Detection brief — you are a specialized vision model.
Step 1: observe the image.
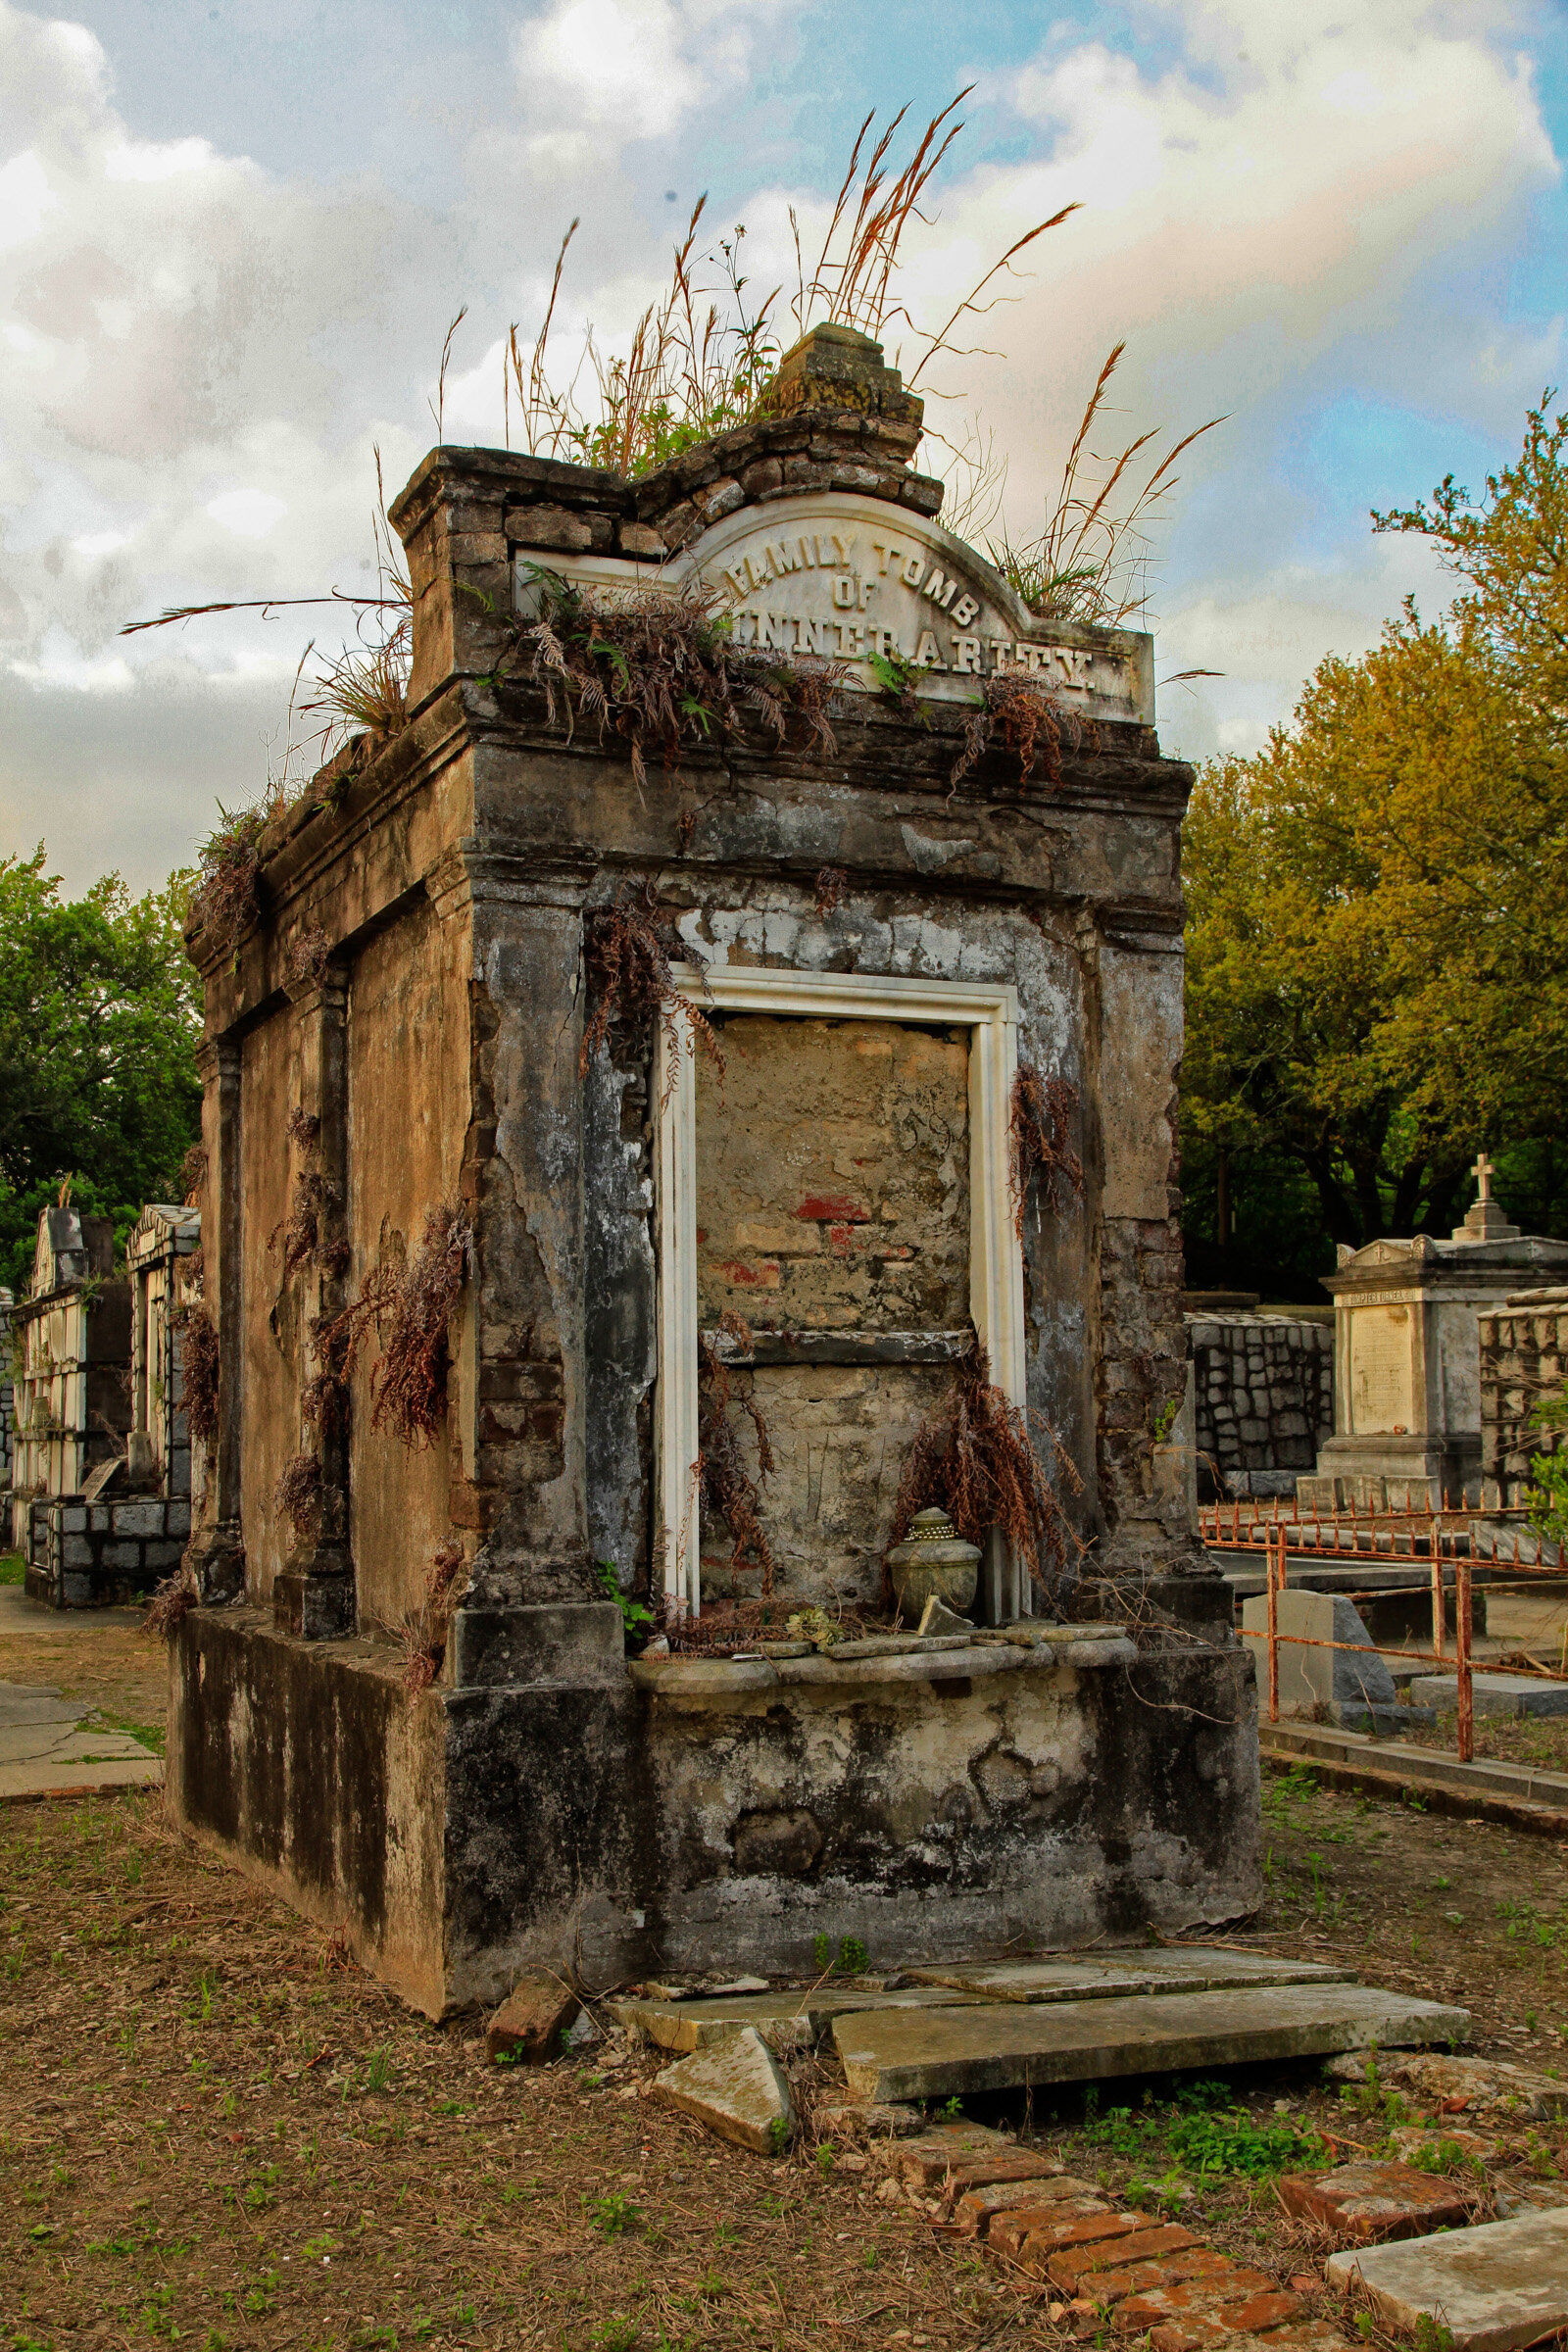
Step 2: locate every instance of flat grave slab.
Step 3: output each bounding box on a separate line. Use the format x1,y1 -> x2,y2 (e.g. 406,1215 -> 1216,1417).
832,1981 -> 1470,2104
905,1945 -> 1351,2004
605,1984 -> 986,2053
1409,1671 -> 1568,1720
1326,2206 -> 1568,2352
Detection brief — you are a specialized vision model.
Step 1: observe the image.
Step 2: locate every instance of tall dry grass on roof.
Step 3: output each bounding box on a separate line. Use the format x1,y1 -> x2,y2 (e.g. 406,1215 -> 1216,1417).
989,343 -> 1225,629
507,91 -> 1077,486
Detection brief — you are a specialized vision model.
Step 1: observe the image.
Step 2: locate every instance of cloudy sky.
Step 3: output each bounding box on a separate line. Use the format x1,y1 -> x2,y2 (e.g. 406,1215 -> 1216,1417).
3,0 -> 1564,893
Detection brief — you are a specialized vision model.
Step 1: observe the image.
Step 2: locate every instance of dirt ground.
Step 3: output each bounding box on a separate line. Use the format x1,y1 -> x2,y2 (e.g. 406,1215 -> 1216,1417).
6,1735 -> 1568,2352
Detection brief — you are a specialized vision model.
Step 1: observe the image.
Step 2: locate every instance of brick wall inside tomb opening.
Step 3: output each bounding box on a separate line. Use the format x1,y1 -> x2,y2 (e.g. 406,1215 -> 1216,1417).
694,1014 -> 971,1610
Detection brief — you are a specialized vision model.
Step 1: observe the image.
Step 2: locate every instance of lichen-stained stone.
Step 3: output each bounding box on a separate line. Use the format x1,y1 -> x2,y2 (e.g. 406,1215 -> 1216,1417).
1326,2049 -> 1568,2121
1276,2160 -> 1474,2242
655,2026 -> 794,2154
832,1984 -> 1470,2105
1326,2208 -> 1568,2352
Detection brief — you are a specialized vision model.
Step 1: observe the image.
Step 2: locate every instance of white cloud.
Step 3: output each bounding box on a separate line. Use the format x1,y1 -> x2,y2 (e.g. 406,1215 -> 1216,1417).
0,0 -> 1560,891
205,489 -> 288,538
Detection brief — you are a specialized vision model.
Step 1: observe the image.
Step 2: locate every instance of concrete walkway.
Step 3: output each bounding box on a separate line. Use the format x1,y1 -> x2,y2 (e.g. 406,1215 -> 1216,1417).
0,1678 -> 162,1802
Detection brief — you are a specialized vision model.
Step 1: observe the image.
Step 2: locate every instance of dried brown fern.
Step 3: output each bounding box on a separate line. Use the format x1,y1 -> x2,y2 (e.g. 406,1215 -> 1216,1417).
274,1449 -> 322,1539
697,1309 -> 776,1596
813,866 -> 847,919
285,927 -> 332,992
179,1143 -> 208,1200
401,1542 -> 468,1693
950,675 -> 1097,795
1008,1062 -> 1084,1236
143,1564 -> 199,1639
285,1106 -> 321,1152
269,1171 -> 343,1283
174,1303 -> 220,1445
890,1341 -> 1083,1597
581,886 -> 725,1099
190,805 -> 269,957
516,568 -> 846,793
368,1204 -> 472,1450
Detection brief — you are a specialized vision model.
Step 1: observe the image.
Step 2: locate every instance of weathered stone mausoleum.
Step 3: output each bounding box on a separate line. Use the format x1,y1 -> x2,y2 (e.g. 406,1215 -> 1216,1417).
168,325 -> 1260,2016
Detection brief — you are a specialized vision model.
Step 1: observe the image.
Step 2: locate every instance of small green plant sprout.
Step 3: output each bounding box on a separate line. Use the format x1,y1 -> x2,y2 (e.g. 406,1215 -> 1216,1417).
941,2095 -> 964,2121
1412,2319 -> 1455,2352
867,647 -> 925,717
362,2045 -> 393,2094
597,1561 -> 657,1640
586,2191 -> 643,2240
1152,1396 -> 1180,1443
811,1932 -> 870,1979
766,2115 -> 790,2155
816,2142 -> 835,2177
591,2320 -> 640,2352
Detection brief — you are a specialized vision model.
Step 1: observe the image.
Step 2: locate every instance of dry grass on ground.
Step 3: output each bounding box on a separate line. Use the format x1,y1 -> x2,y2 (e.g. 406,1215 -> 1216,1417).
6,1762 -> 1568,2350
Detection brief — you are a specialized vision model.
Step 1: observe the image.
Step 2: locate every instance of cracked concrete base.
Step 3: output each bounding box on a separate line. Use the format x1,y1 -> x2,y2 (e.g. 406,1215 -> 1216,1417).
0,1680 -> 162,1801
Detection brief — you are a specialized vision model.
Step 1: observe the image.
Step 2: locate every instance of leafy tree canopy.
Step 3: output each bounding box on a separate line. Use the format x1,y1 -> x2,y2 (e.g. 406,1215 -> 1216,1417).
0,850 -> 202,1297
1183,396 -> 1568,1279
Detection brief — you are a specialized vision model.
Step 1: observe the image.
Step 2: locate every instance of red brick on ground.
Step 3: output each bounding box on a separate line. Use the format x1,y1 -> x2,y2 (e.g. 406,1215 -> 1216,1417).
1046,2224 -> 1199,2291
1276,2161 -> 1472,2242
952,2175 -> 1099,2235
936,2150 -> 1064,2199
484,1973 -> 580,2064
1091,2247 -> 1236,2307
1016,2211 -> 1142,2268
897,2124 -> 1015,2189
989,2198 -> 1111,2260
1116,2266 -> 1280,2337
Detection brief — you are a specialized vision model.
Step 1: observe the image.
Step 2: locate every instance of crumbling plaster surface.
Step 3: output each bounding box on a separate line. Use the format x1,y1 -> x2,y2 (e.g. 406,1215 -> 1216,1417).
700,1362 -> 951,1607
438,1640 -> 1260,2010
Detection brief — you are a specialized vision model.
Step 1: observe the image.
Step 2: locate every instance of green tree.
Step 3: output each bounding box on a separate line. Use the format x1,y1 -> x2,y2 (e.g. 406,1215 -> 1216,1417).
0,851 -> 202,1296
1182,394 -> 1568,1280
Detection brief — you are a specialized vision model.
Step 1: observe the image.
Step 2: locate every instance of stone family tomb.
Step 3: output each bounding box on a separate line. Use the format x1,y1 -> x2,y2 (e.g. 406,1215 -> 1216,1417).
1300,1162 -> 1568,1512
167,326 -> 1259,2015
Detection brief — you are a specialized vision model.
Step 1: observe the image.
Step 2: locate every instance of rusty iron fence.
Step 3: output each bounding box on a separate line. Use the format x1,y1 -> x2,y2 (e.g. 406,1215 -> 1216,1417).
1203,1504 -> 1568,1771
1198,1494 -> 1555,1570
1251,1524 -> 1480,1760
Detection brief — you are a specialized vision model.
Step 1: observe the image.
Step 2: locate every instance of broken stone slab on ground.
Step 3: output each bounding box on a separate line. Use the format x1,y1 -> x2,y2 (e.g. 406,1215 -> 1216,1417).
905,1944 -> 1353,2003
605,1983 -> 985,2053
485,1973 -> 581,2064
1277,2160 -> 1476,2241
833,1982 -> 1470,2104
655,2026 -> 793,2155
1326,2049 -> 1568,2121
1326,2207 -> 1568,2352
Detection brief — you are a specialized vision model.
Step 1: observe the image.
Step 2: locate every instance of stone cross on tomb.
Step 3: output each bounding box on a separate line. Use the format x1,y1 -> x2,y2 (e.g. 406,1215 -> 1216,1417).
1453,1149 -> 1520,1244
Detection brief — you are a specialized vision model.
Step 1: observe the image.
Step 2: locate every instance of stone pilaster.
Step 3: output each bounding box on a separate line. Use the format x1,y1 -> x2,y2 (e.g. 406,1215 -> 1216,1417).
183,1037 -> 245,1601
272,966 -> 355,1639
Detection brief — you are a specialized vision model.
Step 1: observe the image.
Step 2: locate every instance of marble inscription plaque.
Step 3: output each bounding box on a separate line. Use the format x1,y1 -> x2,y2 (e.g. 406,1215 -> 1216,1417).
1349,1305 -> 1414,1434
514,491 -> 1152,721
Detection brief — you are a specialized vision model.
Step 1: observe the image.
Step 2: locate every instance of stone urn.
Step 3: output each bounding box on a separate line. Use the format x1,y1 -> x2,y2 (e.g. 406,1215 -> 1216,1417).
885,1507 -> 981,1623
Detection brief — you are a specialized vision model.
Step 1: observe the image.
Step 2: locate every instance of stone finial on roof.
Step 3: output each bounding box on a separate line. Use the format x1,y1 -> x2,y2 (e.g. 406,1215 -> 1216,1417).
761,321 -> 923,430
